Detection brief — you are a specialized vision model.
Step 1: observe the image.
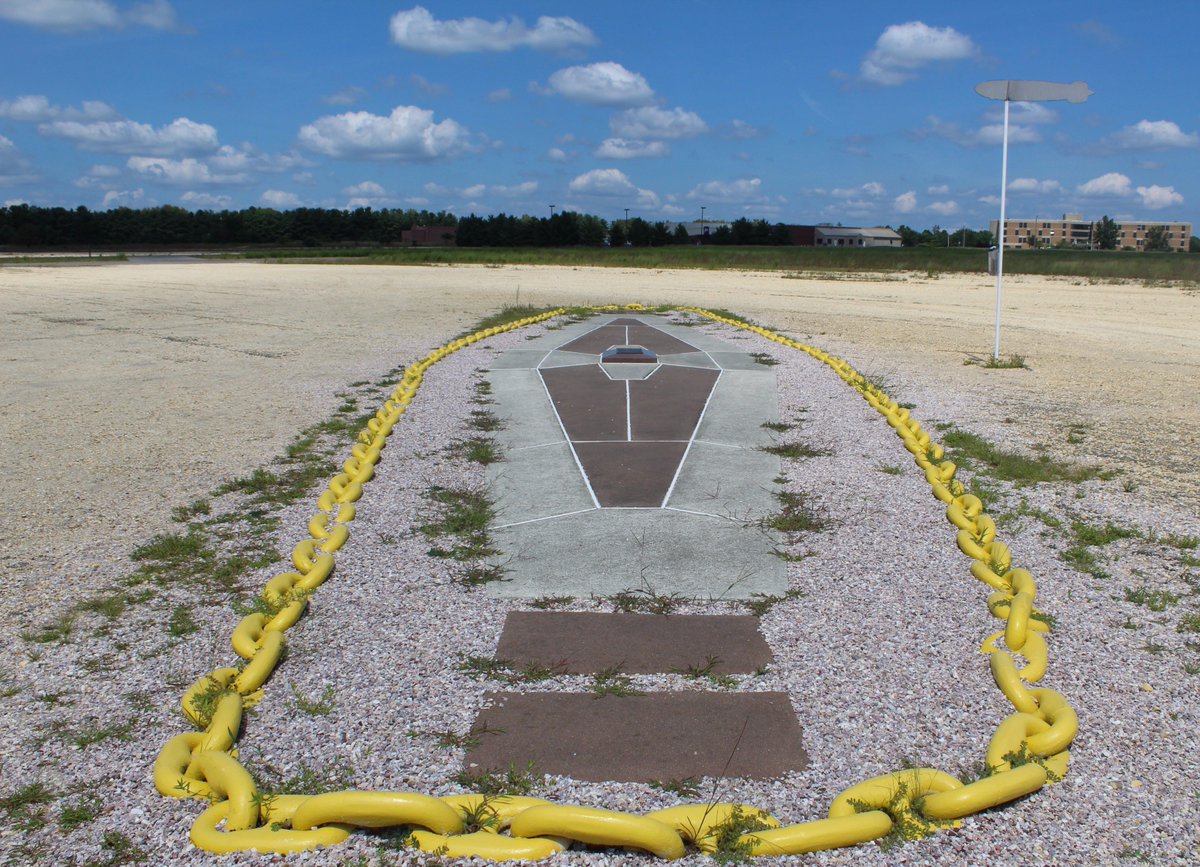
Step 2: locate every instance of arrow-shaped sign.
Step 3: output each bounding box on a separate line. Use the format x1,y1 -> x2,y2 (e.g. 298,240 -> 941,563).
975,80 -> 1093,103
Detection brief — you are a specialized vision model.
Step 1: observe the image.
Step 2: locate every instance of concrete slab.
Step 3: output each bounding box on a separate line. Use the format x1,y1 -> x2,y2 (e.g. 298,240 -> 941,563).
489,443 -> 595,525
485,313 -> 785,600
489,509 -> 781,600
465,692 -> 807,782
693,369 -> 778,448
706,351 -> 774,371
487,369 -> 563,451
495,612 -> 773,674
667,442 -> 779,521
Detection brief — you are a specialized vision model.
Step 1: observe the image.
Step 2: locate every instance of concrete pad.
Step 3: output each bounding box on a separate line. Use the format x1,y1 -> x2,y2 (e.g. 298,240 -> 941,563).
465,692 -> 807,782
495,612 -> 772,674
667,442 -> 779,521
706,351 -> 774,371
693,370 -> 778,448
489,509 -> 783,600
489,443 -> 595,525
487,369 -> 563,451
485,313 -> 784,600
663,351 -> 719,370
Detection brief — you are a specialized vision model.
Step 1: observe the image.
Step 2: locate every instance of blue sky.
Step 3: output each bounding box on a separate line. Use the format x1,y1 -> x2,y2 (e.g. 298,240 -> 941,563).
1,1 -> 1197,231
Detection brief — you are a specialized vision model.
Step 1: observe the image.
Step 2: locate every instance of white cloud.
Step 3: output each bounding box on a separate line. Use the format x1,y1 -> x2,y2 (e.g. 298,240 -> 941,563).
927,200 -> 959,215
491,181 -> 538,197
568,168 -> 659,208
487,88 -> 512,103
1136,184 -> 1183,209
261,189 -> 302,208
985,101 -> 1059,126
206,144 -> 309,174
831,181 -> 886,199
860,21 -> 978,85
0,95 -> 117,122
920,115 -> 1040,147
1106,119 -> 1199,150
724,119 -> 767,140
685,178 -> 772,205
126,156 -> 247,185
343,180 -> 386,197
569,168 -> 638,196
894,191 -> 917,213
0,134 -> 36,182
297,105 -> 472,160
410,74 -> 449,97
180,190 -> 232,209
126,0 -> 178,30
1008,177 -> 1061,193
322,86 -> 367,106
1077,172 -> 1132,197
610,106 -> 706,140
546,147 -> 570,162
546,62 -> 654,107
390,6 -> 595,54
101,187 -> 144,208
39,116 -> 218,155
0,0 -> 180,31
927,184 -> 949,195
594,138 -> 669,159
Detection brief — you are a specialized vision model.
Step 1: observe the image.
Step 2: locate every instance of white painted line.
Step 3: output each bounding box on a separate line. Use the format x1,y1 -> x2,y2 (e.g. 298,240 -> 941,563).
493,507 -> 598,530
661,368 -> 724,508
536,367 -> 601,509
508,441 -> 572,453
692,438 -> 745,450
663,505 -> 740,521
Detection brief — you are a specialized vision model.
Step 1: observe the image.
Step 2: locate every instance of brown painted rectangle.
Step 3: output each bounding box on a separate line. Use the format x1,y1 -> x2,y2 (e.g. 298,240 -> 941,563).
540,366 -> 626,441
558,324 -> 633,355
627,323 -> 704,356
465,692 -> 807,782
573,441 -> 687,506
495,612 -> 773,674
559,320 -> 700,356
631,366 -> 719,441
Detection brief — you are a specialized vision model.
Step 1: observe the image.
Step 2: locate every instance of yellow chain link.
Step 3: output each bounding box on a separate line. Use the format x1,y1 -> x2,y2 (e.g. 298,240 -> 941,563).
151,303 -> 1077,859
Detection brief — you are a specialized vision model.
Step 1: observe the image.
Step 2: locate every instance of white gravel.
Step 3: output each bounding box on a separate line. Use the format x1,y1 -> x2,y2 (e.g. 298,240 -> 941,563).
1,310 -> 1197,867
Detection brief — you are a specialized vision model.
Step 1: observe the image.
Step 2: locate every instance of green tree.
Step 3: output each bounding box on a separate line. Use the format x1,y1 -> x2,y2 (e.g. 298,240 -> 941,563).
1190,235 -> 1199,252
1093,215 -> 1119,250
1144,225 -> 1171,251
607,220 -> 626,247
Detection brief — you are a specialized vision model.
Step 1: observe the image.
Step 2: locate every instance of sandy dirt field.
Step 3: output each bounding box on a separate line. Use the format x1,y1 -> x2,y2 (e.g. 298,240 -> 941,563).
2,260 -> 1196,606
1,259 -> 1199,865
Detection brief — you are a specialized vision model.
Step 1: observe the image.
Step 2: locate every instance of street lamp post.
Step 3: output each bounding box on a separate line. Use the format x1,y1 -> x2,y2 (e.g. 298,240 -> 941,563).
549,204 -> 556,218
700,206 -> 707,242
976,80 -> 1092,360
624,208 -> 630,224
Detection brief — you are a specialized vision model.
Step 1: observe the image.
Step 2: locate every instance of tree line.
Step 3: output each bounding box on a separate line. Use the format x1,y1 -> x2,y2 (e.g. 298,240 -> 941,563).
1,202 -> 1005,249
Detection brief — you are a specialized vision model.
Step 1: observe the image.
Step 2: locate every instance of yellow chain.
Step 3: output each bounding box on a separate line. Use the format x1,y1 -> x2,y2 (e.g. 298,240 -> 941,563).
151,303 -> 1076,858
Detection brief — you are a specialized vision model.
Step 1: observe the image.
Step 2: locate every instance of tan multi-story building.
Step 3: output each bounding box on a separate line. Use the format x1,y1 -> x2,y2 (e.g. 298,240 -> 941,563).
989,213 -> 1192,252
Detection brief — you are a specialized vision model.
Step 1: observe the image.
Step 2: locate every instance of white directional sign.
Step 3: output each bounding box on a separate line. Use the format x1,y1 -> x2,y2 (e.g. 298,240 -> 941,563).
975,80 -> 1093,103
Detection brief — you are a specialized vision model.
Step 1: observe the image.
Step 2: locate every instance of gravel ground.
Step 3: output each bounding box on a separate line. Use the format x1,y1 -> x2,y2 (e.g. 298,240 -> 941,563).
1,306 -> 1198,866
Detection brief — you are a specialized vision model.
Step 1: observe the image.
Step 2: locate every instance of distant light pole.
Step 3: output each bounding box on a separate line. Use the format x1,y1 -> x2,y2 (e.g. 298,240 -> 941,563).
549,204 -> 556,218
976,79 -> 1092,359
700,206 -> 707,239
624,208 -> 630,224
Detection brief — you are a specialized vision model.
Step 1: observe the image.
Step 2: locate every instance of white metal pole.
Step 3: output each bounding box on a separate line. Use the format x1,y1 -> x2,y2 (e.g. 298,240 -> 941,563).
993,97 -> 1010,360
